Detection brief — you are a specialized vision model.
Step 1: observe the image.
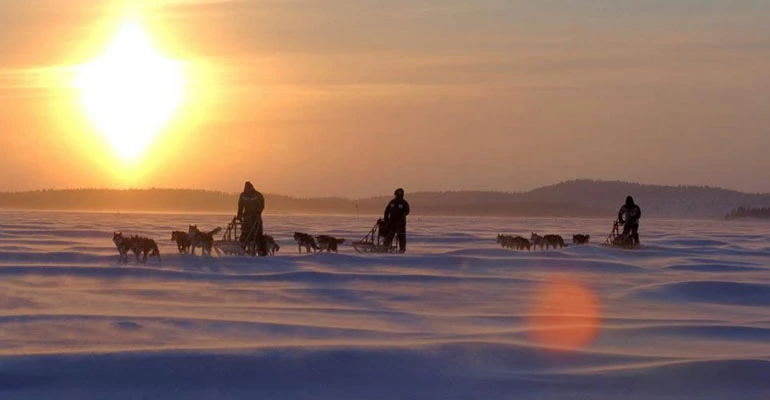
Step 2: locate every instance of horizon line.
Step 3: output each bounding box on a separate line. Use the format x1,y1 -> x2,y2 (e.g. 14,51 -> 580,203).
1,179 -> 768,199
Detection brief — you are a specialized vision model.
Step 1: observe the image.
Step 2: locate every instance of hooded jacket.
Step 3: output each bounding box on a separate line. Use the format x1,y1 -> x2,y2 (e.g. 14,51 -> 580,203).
384,190 -> 410,224
237,182 -> 265,220
618,196 -> 641,224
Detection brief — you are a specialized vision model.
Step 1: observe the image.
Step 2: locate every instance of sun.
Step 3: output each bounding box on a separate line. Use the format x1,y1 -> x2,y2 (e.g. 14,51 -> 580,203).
75,19 -> 186,162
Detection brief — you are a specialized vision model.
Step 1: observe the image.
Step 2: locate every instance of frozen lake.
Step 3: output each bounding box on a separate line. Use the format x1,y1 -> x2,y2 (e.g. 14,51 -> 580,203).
0,211 -> 768,399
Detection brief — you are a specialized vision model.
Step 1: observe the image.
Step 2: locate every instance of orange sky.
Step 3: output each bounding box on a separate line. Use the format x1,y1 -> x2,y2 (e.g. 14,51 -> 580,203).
1,0 -> 769,197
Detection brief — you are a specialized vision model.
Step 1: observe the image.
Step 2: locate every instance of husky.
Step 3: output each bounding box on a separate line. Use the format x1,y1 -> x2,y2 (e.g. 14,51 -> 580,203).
497,234 -> 531,251
294,232 -> 319,253
530,233 -> 545,250
264,234 -> 280,256
497,234 -> 514,249
496,234 -> 508,247
572,234 -> 590,245
171,230 -> 191,253
187,225 -> 223,256
512,236 -> 531,251
543,234 -> 567,249
316,235 -> 346,253
112,232 -> 135,264
112,232 -> 160,264
131,236 -> 161,263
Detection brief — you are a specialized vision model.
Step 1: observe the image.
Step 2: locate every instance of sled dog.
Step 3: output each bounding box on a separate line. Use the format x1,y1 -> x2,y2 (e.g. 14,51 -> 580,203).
294,232 -> 319,253
187,225 -> 223,256
171,230 -> 191,253
572,234 -> 590,245
316,235 -> 346,253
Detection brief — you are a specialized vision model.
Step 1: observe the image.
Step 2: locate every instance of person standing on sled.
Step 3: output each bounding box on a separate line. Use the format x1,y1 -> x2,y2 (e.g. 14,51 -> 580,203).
383,188 -> 410,253
618,195 -> 641,246
237,181 -> 266,255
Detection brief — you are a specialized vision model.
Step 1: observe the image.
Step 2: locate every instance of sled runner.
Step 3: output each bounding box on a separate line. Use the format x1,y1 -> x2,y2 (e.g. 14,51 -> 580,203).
352,218 -> 398,253
214,217 -> 266,256
603,220 -> 637,249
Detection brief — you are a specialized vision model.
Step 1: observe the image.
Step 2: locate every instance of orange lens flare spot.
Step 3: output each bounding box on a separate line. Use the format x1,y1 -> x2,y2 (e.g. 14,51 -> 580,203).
528,276 -> 601,351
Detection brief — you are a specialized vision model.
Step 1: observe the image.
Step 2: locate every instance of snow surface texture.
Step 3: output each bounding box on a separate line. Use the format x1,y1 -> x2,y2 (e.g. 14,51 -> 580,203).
0,211 -> 768,399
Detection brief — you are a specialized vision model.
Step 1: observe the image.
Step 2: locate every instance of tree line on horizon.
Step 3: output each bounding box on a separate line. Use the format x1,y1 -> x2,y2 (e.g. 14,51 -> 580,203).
2,180 -> 769,218
725,206 -> 770,220
0,188 -> 601,217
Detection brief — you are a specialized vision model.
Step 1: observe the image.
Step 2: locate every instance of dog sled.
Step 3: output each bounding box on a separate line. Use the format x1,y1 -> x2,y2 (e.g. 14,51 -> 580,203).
603,220 -> 637,249
352,218 -> 398,253
214,217 -> 265,256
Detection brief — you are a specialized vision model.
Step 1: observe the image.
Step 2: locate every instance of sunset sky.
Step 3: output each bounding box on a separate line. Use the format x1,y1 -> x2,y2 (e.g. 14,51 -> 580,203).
1,0 -> 768,197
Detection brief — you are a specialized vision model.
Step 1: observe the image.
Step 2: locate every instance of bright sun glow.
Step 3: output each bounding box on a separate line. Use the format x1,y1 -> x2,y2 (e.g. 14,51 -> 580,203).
76,19 -> 186,162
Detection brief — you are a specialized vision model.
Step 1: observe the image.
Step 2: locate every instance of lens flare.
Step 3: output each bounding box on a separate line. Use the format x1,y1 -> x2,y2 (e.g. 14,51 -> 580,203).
528,276 -> 601,351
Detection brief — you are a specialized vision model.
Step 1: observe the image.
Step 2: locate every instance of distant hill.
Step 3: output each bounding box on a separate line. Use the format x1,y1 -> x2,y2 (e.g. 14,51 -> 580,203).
1,180 -> 769,218
520,180 -> 770,218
